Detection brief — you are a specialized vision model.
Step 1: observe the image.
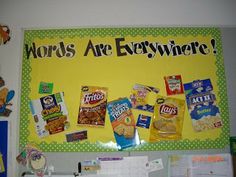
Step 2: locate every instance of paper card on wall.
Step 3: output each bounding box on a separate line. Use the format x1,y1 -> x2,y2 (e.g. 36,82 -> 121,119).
82,175 -> 118,177
146,158 -> 164,172
168,153 -> 233,177
38,82 -> 53,94
97,156 -> 148,177
23,174 -> 117,177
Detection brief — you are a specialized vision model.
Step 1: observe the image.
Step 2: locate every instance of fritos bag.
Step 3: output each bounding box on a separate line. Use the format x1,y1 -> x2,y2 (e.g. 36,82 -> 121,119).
78,86 -> 108,127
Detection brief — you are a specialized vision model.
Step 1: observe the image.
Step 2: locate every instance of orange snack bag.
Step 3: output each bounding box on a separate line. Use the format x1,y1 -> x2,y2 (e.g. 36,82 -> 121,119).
78,86 -> 108,127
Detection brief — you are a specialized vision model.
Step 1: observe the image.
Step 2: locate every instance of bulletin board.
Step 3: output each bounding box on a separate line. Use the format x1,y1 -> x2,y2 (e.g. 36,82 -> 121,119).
19,27 -> 230,152
0,121 -> 8,177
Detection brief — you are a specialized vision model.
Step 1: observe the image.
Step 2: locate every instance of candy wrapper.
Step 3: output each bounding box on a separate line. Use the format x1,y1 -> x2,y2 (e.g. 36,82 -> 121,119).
136,114 -> 151,129
130,84 -> 159,112
65,130 -> 88,142
149,95 -> 185,141
78,86 -> 108,127
164,75 -> 184,95
107,98 -> 140,150
184,79 -> 223,132
38,82 -> 53,94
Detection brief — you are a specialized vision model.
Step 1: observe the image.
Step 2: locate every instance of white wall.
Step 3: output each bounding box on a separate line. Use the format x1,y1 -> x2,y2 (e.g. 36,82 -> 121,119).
1,0 -> 236,176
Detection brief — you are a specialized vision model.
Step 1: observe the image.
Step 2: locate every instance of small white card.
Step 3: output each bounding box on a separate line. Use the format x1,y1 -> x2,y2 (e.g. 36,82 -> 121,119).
146,158 -> 164,172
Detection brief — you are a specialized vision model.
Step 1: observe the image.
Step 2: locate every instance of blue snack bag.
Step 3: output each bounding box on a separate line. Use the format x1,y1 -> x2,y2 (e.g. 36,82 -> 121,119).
107,98 -> 140,150
184,79 -> 223,132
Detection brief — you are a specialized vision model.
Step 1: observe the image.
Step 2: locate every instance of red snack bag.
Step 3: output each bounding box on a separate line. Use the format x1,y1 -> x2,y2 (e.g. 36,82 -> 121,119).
164,75 -> 184,95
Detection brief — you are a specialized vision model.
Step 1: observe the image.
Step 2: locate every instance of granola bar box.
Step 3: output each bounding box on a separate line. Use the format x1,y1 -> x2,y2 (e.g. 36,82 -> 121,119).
29,92 -> 70,138
107,97 -> 140,150
184,79 -> 223,132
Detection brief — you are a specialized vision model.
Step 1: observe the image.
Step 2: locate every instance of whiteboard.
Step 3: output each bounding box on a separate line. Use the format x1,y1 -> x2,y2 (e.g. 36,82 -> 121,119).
22,173 -> 117,177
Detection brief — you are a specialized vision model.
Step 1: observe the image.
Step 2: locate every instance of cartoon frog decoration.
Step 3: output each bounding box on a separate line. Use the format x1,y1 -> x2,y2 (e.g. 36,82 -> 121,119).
0,77 -> 15,117
28,150 -> 47,177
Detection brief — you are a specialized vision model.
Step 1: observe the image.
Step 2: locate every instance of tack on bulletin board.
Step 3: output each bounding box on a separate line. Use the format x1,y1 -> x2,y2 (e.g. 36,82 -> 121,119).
19,27 -> 230,152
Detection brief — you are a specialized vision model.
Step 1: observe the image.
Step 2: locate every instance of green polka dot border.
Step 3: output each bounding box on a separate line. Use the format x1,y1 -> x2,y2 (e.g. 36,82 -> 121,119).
19,27 -> 230,152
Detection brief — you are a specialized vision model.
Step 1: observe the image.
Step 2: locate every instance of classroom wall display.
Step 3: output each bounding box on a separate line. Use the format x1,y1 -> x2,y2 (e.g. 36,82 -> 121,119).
19,27 -> 230,152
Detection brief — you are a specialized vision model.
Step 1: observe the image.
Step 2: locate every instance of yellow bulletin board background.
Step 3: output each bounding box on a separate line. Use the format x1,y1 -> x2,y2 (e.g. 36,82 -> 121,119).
19,27 -> 230,152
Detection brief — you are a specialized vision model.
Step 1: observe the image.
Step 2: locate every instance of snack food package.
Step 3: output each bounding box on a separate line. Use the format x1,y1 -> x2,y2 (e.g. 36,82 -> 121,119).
164,75 -> 184,95
78,86 -> 108,127
136,114 -> 151,129
184,79 -> 223,132
130,84 -> 159,112
149,95 -> 185,142
29,92 -> 70,138
38,82 -> 53,94
65,130 -> 88,142
107,97 -> 140,150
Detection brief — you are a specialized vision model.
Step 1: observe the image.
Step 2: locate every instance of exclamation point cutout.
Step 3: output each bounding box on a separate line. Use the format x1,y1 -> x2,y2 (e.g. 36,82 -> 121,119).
211,39 -> 216,54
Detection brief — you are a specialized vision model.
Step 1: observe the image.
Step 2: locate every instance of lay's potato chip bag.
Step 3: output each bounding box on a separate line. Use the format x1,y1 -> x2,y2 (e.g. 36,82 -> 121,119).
149,95 -> 185,141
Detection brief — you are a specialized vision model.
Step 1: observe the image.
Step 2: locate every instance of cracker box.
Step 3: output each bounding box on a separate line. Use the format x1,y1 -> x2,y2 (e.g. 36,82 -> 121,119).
107,98 -> 140,150
29,92 -> 70,138
184,79 -> 223,132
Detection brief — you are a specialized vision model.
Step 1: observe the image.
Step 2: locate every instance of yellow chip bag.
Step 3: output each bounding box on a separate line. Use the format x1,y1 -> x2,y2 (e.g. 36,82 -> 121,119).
149,95 -> 185,141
